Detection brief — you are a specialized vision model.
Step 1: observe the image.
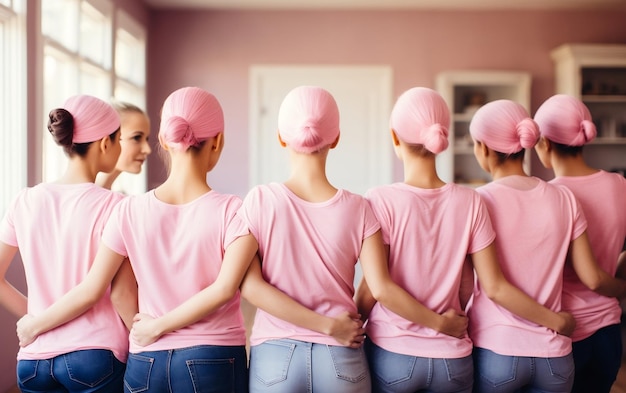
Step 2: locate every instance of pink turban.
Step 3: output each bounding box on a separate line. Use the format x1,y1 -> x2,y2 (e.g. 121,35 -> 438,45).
390,87 -> 450,154
534,94 -> 597,146
159,87 -> 224,151
63,95 -> 120,144
469,100 -> 539,154
278,86 -> 340,154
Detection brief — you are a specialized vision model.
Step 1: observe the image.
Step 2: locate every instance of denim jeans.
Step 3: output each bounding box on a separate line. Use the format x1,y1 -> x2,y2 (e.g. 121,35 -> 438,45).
472,347 -> 574,393
366,340 -> 473,393
571,323 -> 622,393
249,338 -> 371,393
17,349 -> 125,393
123,345 -> 248,393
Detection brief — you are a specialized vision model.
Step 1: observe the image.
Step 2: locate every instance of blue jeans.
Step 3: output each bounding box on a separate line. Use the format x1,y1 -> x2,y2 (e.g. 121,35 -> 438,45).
17,349 -> 125,393
249,338 -> 371,393
571,323 -> 622,393
472,347 -> 574,393
123,345 -> 247,393
366,340 -> 473,393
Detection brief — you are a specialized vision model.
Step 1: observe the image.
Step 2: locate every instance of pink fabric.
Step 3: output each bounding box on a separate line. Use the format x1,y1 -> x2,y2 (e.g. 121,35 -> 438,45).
551,171 -> 626,341
102,190 -> 249,353
469,100 -> 539,154
365,183 -> 495,358
389,87 -> 450,154
0,183 -> 128,362
159,87 -> 224,151
62,95 -> 120,144
468,178 -> 587,357
277,86 -> 340,153
534,94 -> 597,146
238,183 -> 380,346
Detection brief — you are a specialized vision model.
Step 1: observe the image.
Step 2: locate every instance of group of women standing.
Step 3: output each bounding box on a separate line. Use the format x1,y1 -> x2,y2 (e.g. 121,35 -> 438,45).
0,82 -> 624,393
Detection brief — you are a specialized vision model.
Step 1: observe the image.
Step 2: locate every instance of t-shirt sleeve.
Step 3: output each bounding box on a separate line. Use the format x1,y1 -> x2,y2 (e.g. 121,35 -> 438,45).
223,196 -> 250,250
237,187 -> 261,240
566,188 -> 588,241
101,200 -> 128,257
468,193 -> 496,254
362,197 -> 382,240
0,189 -> 26,247
364,188 -> 390,245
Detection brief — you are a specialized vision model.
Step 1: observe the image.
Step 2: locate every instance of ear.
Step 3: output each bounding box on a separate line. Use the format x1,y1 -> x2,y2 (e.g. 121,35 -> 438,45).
158,134 -> 170,151
277,131 -> 287,148
213,132 -> 224,151
481,141 -> 489,157
390,129 -> 401,146
542,136 -> 553,152
330,135 -> 340,149
98,135 -> 111,153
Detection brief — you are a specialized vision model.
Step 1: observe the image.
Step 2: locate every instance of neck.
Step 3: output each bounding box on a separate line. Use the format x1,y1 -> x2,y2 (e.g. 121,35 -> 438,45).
490,159 -> 528,181
402,152 -> 445,189
58,156 -> 99,184
550,154 -> 597,177
156,152 -> 211,204
96,169 -> 122,190
284,149 -> 337,202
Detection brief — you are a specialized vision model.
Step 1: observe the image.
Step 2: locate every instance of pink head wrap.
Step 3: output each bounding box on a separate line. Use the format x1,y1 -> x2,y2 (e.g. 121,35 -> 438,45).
159,87 -> 224,151
63,95 -> 120,144
534,94 -> 597,146
469,99 -> 539,154
278,86 -> 340,153
390,87 -> 450,154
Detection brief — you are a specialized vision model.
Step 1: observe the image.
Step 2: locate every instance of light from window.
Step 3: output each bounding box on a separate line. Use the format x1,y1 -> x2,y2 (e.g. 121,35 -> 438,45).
41,0 -> 79,52
0,0 -> 26,214
79,0 -> 111,68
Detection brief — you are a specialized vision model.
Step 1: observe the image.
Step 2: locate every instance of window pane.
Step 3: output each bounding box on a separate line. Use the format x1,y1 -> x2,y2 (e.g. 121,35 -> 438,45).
80,62 -> 111,98
79,1 -> 111,68
1,0 -> 26,213
42,0 -> 79,51
115,27 -> 145,86
42,48 -> 79,182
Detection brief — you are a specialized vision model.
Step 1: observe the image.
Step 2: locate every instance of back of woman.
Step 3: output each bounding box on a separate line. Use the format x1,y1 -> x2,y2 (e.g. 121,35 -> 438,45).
104,188 -> 247,353
470,177 -> 583,355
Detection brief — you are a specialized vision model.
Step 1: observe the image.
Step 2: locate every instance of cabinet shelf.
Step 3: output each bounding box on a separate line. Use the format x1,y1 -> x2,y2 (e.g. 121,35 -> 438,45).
551,43 -> 626,172
436,70 -> 532,185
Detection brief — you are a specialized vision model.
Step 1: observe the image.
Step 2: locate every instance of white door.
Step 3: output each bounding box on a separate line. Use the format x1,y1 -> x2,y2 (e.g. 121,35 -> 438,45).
249,65 -> 394,195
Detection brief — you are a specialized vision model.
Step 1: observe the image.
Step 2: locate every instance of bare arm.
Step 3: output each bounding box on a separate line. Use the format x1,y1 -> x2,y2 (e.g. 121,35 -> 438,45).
616,251 -> 626,281
570,231 -> 626,299
110,258 -> 138,331
471,243 -> 574,336
0,242 -> 27,317
359,230 -> 468,339
240,254 -> 364,347
16,243 -> 126,346
459,255 -> 474,311
355,276 -> 376,323
130,234 -> 258,346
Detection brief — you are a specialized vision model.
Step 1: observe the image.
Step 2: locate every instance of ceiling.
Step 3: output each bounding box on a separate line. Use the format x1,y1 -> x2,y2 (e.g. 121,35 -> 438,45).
144,0 -> 626,11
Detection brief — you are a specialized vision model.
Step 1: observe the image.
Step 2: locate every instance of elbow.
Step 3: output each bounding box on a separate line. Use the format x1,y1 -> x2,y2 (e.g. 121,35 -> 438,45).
482,282 -> 505,304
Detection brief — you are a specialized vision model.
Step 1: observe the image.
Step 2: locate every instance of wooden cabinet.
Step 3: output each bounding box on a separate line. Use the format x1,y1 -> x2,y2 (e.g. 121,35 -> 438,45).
435,70 -> 531,185
551,44 -> 626,172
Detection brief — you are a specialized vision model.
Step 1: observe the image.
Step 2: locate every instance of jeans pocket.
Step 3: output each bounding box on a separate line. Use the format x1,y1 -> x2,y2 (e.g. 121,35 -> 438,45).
16,360 -> 39,386
250,340 -> 295,386
473,348 -> 517,387
327,345 -> 368,383
124,353 -> 154,393
64,349 -> 114,387
545,354 -> 575,382
367,343 -> 415,385
187,358 -> 234,393
443,356 -> 473,386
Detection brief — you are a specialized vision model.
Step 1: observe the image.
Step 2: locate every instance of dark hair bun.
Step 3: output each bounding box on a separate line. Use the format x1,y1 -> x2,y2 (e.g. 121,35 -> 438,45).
48,108 -> 74,147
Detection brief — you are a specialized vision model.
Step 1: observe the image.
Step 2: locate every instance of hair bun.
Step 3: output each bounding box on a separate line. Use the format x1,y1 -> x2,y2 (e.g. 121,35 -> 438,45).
516,118 -> 540,149
47,108 -> 74,148
163,115 -> 198,150
580,119 -> 597,143
422,123 -> 449,154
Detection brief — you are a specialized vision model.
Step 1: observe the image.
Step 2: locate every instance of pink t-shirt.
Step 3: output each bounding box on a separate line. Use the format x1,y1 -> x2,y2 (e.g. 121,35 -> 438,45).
551,171 -> 626,342
0,183 -> 128,362
238,183 -> 380,346
102,190 -> 249,353
364,183 -> 495,358
469,177 -> 586,357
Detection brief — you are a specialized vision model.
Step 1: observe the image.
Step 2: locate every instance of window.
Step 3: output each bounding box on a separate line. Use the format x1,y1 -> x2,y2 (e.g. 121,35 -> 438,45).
0,0 -> 26,214
41,0 -> 146,194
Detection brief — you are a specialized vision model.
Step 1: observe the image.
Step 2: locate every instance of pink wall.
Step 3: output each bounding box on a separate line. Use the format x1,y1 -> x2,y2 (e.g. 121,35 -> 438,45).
147,9 -> 626,193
